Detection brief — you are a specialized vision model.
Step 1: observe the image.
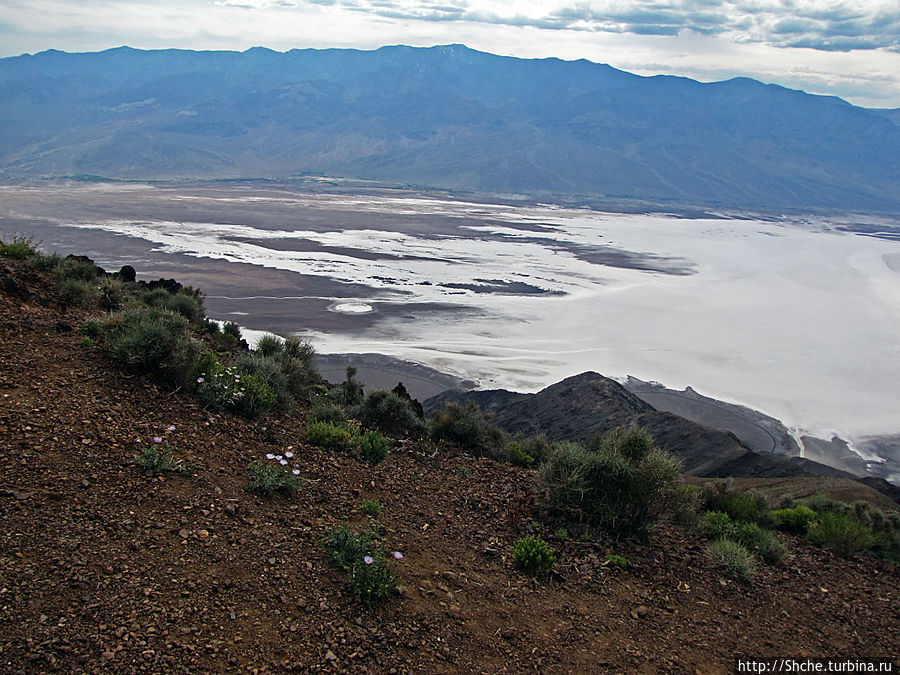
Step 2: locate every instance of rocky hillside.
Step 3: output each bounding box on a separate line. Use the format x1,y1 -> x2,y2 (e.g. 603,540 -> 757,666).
426,374 -> 853,480
1,252 -> 897,673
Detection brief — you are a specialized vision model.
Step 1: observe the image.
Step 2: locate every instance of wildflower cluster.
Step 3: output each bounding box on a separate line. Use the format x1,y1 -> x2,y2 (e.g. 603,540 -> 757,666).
325,525 -> 403,607
196,363 -> 276,418
134,425 -> 194,476
264,446 -> 302,477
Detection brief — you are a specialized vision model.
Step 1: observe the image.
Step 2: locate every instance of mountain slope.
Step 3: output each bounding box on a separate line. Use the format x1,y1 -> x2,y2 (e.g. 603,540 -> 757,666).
425,373 -> 851,479
1,44 -> 899,212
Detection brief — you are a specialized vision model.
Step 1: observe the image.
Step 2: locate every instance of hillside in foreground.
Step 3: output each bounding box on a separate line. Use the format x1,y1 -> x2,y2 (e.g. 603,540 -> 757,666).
0,248 -> 898,673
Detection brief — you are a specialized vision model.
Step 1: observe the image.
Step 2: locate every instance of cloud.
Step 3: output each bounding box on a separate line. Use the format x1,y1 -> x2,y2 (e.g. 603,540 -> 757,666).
266,0 -> 900,52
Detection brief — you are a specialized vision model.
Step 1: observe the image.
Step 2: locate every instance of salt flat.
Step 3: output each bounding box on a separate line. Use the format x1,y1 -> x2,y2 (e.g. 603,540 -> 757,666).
2,182 -> 898,462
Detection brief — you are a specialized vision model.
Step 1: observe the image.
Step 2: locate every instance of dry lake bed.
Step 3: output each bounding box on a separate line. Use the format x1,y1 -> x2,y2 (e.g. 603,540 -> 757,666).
2,180 -> 898,482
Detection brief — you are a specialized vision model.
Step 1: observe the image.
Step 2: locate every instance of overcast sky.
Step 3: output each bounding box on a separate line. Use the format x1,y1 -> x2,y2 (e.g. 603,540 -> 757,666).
1,0 -> 899,108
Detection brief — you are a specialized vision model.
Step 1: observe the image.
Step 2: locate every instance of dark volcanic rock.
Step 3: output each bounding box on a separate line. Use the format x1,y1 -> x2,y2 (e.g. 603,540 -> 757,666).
426,372 -> 851,479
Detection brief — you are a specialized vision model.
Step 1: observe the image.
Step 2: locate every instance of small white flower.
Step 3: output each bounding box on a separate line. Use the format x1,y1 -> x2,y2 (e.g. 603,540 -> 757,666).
292,469 -> 300,475
284,451 -> 293,459
279,459 -> 288,466
266,453 -> 275,460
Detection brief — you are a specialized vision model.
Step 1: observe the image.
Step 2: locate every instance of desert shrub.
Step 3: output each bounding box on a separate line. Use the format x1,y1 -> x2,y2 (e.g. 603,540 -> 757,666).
56,256 -> 100,282
246,460 -> 300,497
360,430 -> 390,464
335,366 -> 365,407
98,276 -> 124,310
232,372 -> 277,418
29,250 -> 63,271
99,307 -> 200,387
352,389 -> 426,437
538,427 -> 682,538
507,441 -> 535,467
806,512 -> 874,558
800,493 -> 845,514
307,420 -> 358,452
223,321 -> 241,339
134,442 -> 194,476
733,522 -> 786,564
140,287 -> 205,323
707,539 -> 756,581
511,536 -> 557,574
606,554 -> 629,568
703,485 -> 773,527
236,337 -> 319,409
349,550 -> 396,608
0,235 -> 36,259
429,401 -> 505,456
773,505 -> 817,533
672,483 -> 702,528
78,318 -> 104,339
326,526 -> 376,570
361,499 -> 382,517
236,352 -> 296,410
255,333 -> 284,357
703,511 -> 735,540
307,398 -> 348,426
57,277 -> 96,306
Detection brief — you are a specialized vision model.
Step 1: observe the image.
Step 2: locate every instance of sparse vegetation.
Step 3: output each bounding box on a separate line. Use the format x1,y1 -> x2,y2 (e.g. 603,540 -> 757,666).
57,278 -> 96,306
773,505 -> 817,533
702,484 -> 773,527
0,235 -> 36,259
429,401 -> 505,456
707,539 -> 756,581
359,430 -> 390,464
307,420 -> 359,452
361,499 -> 382,517
512,535 -> 557,574
134,437 -> 193,477
246,460 -> 300,497
732,522 -> 786,564
805,511 -> 874,558
325,525 -> 398,607
538,427 -> 682,538
352,389 -> 425,437
606,554 -> 629,568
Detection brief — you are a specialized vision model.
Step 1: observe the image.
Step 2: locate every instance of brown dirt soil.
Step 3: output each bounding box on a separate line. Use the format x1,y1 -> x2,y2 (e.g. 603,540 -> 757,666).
0,259 -> 898,674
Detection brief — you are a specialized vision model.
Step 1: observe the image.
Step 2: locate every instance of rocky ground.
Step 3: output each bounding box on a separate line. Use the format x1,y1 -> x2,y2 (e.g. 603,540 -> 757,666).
0,259 -> 898,673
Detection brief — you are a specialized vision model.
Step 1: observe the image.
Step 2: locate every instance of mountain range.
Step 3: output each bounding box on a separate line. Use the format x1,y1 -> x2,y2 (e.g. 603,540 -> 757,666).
1,44 -> 899,212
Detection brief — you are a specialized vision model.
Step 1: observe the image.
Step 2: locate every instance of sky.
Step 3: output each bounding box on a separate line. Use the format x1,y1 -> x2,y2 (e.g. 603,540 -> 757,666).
1,0 -> 899,108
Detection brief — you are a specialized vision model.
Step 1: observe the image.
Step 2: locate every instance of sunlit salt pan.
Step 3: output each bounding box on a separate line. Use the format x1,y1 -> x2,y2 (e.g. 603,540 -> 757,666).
331,302 -> 374,314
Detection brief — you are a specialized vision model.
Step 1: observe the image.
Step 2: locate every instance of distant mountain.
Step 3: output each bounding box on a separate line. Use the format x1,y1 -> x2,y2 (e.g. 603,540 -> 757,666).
1,44 -> 899,212
425,372 -> 851,479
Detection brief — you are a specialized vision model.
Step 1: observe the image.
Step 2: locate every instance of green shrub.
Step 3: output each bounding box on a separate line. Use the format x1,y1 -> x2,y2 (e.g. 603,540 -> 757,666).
360,430 -> 390,464
29,250 -> 62,272
806,512 -> 874,558
538,427 -> 682,538
429,401 -> 505,456
361,499 -> 382,517
335,365 -> 365,407
0,235 -> 36,259
554,527 -> 569,541
223,321 -> 241,339
236,337 -> 319,409
352,389 -> 425,437
255,333 -> 284,357
307,420 -> 358,452
707,539 -> 756,581
140,287 -> 205,322
672,483 -> 702,528
512,535 -> 557,574
101,307 -> 199,387
78,319 -> 104,339
57,278 -> 96,306
703,486 -> 772,526
134,442 -> 193,476
326,525 -> 376,570
349,550 -> 396,608
703,511 -> 735,540
232,372 -> 278,418
606,554 -> 629,568
307,398 -> 348,426
801,493 -> 845,514
246,460 -> 300,497
733,522 -> 786,564
773,505 -> 817,533
507,441 -> 535,467
56,257 -> 100,281
98,276 -> 124,310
